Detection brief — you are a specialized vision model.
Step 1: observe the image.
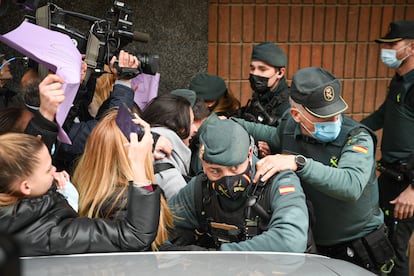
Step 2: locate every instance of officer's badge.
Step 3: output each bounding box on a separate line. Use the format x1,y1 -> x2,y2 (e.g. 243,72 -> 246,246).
323,86 -> 335,102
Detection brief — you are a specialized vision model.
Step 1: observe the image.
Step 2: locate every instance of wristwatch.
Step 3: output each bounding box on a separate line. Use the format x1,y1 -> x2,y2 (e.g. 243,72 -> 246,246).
295,155 -> 307,171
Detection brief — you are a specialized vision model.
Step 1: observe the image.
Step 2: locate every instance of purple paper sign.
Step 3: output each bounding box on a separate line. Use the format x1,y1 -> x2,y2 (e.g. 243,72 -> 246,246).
131,72 -> 160,110
0,21 -> 81,144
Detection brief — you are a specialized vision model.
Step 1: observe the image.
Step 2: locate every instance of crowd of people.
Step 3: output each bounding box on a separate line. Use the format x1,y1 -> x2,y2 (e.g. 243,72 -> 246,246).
1,19 -> 414,276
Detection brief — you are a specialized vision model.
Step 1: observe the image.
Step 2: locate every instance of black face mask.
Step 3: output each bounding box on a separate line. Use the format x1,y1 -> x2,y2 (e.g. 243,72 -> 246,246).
209,162 -> 252,200
249,74 -> 270,95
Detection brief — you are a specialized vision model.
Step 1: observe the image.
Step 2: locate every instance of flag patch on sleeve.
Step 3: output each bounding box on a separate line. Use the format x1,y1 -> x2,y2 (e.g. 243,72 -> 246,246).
352,145 -> 368,154
279,186 -> 295,195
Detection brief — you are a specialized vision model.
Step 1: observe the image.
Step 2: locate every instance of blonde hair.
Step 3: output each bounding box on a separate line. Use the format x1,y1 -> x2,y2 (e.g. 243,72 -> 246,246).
89,65 -> 116,117
0,133 -> 44,206
73,110 -> 173,250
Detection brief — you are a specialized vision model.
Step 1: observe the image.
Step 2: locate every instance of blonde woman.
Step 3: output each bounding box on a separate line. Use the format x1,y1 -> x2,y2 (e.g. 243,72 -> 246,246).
0,132 -> 160,256
73,110 -> 173,250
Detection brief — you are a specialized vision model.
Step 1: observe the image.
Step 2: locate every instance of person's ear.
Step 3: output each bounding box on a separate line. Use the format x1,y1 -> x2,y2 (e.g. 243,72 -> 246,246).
18,180 -> 31,196
276,67 -> 286,79
290,107 -> 301,123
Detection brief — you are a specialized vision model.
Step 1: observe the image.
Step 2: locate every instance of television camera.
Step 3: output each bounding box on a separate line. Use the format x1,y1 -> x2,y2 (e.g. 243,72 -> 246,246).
23,1 -> 159,80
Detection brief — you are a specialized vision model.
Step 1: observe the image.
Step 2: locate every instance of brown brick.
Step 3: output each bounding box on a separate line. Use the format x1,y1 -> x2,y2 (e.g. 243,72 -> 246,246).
324,6 -> 336,42
344,43 -> 357,78
346,6 -> 358,42
230,44 -> 242,80
353,80 -> 365,113
208,4 -> 218,42
311,44 -> 322,68
335,7 -> 347,42
381,6 -> 394,32
355,44 -> 368,78
217,44 -> 230,79
240,81 -> 253,106
266,6 -> 277,42
357,6 -> 370,42
332,44 -> 345,78
278,6 -> 290,42
366,44 -> 380,78
394,6 -> 406,19
363,79 -> 377,114
230,6 -> 242,42
243,6 -> 254,42
218,6 -> 230,42
228,81 -> 241,101
241,44 -> 252,79
369,6 -> 383,41
312,6 -> 324,42
299,45 -> 312,70
342,79 -> 354,112
301,6 -> 313,42
322,44 -> 334,72
288,45 -> 300,77
208,45 -> 218,74
289,6 -> 301,42
254,5 -> 267,42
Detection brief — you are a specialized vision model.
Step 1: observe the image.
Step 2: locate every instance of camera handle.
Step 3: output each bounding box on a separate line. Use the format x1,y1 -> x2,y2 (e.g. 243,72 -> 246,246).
114,61 -> 140,80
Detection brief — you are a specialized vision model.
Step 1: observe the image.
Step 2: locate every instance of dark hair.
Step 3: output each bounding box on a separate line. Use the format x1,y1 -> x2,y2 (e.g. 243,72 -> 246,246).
0,107 -> 32,134
193,97 -> 210,121
142,93 -> 191,140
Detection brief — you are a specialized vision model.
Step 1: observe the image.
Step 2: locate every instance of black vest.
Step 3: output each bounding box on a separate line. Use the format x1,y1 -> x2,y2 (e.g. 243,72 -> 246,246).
193,174 -> 271,245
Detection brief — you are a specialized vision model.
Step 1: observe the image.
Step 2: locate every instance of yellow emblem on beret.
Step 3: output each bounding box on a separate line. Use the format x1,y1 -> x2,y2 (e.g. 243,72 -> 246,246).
323,86 -> 334,101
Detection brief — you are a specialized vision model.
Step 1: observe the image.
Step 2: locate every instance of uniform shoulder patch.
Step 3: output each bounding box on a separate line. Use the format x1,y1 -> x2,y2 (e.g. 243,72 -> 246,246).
352,145 -> 368,154
279,185 -> 295,195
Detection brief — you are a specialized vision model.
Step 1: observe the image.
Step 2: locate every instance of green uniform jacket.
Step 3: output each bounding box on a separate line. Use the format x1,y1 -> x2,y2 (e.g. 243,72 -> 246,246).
233,114 -> 384,246
361,70 -> 414,163
169,163 -> 308,252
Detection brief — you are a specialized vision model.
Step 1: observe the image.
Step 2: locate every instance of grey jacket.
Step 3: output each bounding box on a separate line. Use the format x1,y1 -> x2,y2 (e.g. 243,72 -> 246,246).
151,127 -> 191,201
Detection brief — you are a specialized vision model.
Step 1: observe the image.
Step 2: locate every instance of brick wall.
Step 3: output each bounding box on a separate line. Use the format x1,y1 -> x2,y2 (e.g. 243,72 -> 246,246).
208,0 -> 414,157
208,0 -> 414,119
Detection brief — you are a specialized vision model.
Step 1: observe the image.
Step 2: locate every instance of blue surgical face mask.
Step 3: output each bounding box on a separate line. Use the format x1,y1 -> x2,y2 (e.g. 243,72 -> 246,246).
299,111 -> 342,142
381,44 -> 410,69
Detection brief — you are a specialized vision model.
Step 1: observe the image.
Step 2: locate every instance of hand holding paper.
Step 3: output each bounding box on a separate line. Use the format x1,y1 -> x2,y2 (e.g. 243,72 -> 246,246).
39,74 -> 65,122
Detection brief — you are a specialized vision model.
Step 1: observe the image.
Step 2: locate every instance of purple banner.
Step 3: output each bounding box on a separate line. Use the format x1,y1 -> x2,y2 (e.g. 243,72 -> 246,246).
0,21 -> 81,144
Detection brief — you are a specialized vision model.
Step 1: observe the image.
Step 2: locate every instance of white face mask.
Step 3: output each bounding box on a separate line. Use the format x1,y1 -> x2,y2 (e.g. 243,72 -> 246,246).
381,44 -> 410,69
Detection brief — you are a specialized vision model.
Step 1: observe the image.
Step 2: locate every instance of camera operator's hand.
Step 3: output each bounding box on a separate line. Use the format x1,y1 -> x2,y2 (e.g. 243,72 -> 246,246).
39,74 -> 65,122
110,50 -> 139,82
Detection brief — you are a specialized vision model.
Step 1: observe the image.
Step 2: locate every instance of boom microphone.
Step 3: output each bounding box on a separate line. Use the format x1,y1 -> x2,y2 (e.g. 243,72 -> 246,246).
133,31 -> 150,43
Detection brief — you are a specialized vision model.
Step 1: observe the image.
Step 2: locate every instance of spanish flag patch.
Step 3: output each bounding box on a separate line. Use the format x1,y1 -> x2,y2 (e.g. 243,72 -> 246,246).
352,145 -> 368,154
279,186 -> 295,195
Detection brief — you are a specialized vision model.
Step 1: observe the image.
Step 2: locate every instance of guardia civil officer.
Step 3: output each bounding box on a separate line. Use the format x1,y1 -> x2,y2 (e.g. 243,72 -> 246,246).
169,119 -> 308,252
236,42 -> 290,127
361,20 -> 414,276
232,67 -> 394,274
235,42 -> 290,158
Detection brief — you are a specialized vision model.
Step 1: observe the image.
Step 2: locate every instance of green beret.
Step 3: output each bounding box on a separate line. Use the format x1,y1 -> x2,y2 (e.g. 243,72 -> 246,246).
251,42 -> 287,67
290,67 -> 348,118
170,89 -> 196,107
199,119 -> 250,166
189,73 -> 227,102
375,20 -> 414,43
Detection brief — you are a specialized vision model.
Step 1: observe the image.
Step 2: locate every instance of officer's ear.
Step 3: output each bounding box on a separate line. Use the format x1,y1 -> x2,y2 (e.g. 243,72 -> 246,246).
276,67 -> 285,79
290,107 -> 301,123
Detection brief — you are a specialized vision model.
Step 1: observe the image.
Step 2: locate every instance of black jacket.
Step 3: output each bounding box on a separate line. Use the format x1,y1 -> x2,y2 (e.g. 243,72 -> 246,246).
0,184 -> 160,257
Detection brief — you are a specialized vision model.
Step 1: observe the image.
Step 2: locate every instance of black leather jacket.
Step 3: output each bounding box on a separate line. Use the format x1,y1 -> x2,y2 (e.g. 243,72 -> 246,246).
0,184 -> 160,257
